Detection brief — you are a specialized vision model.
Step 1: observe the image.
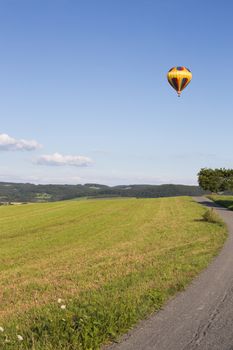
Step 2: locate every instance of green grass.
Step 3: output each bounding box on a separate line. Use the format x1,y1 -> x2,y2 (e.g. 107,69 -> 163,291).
0,197 -> 227,349
207,195 -> 233,210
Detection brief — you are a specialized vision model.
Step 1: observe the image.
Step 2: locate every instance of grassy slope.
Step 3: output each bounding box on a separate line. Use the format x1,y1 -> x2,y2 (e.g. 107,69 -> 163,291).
0,197 -> 227,349
208,195 -> 233,210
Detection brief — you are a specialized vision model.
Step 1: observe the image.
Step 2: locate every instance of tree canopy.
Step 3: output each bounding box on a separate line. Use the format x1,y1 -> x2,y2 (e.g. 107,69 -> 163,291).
198,168 -> 233,193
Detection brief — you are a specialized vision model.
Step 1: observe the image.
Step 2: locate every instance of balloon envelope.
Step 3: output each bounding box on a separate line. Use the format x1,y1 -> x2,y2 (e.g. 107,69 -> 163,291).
167,66 -> 192,96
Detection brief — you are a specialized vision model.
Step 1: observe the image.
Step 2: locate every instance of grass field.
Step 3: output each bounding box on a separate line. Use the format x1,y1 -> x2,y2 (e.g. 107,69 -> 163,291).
208,195 -> 233,210
0,197 -> 227,349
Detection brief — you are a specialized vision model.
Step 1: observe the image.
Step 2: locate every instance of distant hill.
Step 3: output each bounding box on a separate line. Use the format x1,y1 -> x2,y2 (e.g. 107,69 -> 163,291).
0,182 -> 209,203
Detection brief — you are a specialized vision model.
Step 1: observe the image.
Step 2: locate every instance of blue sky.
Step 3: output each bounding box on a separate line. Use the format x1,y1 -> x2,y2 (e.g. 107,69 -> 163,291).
0,0 -> 233,185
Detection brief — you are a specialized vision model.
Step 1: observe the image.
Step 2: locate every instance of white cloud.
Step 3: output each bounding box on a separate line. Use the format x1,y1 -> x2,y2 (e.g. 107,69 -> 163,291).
37,152 -> 92,167
0,133 -> 41,151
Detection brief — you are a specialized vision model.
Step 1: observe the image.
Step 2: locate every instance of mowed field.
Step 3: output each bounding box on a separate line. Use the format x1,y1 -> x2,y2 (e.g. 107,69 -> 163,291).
0,197 -> 227,349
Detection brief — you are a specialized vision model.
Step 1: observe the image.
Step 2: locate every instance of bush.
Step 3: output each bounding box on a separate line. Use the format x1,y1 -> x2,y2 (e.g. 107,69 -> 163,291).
202,208 -> 223,225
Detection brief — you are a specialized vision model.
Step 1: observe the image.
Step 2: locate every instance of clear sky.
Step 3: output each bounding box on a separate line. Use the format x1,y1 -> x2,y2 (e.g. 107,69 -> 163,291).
0,0 -> 233,185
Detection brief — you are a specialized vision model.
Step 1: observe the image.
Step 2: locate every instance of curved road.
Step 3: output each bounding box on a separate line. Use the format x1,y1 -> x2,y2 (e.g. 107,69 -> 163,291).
106,197 -> 233,350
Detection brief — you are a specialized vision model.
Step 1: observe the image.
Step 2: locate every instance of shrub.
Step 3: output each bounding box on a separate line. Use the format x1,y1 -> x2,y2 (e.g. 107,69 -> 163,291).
202,208 -> 223,225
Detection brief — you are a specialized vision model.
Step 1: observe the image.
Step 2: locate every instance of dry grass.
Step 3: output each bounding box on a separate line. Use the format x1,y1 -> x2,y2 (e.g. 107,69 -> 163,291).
0,197 -> 227,349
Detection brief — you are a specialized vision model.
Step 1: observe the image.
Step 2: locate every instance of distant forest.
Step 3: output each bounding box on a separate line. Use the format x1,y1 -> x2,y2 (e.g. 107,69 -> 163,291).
0,182 -> 210,203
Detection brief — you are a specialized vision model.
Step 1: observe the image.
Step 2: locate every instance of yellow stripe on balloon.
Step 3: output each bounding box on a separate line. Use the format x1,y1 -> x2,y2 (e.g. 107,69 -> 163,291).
167,67 -> 192,96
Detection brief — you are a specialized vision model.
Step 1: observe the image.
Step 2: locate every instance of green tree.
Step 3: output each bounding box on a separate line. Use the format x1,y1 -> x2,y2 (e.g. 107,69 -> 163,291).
198,168 -> 233,193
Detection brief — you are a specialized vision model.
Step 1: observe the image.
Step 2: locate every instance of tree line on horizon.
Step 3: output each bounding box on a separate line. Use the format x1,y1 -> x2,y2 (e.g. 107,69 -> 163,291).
0,169 -> 232,203
0,182 -> 207,203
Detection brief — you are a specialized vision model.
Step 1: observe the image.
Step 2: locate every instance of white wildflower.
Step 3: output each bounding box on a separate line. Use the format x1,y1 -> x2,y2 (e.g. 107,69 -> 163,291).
60,304 -> 66,310
57,298 -> 62,304
17,334 -> 23,341
0,326 -> 4,332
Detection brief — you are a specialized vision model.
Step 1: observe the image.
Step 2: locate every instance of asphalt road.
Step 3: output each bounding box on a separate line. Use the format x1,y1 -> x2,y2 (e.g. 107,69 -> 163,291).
105,197 -> 233,350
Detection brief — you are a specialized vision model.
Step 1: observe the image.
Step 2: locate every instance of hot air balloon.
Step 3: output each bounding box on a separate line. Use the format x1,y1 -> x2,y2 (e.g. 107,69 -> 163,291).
167,66 -> 192,97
